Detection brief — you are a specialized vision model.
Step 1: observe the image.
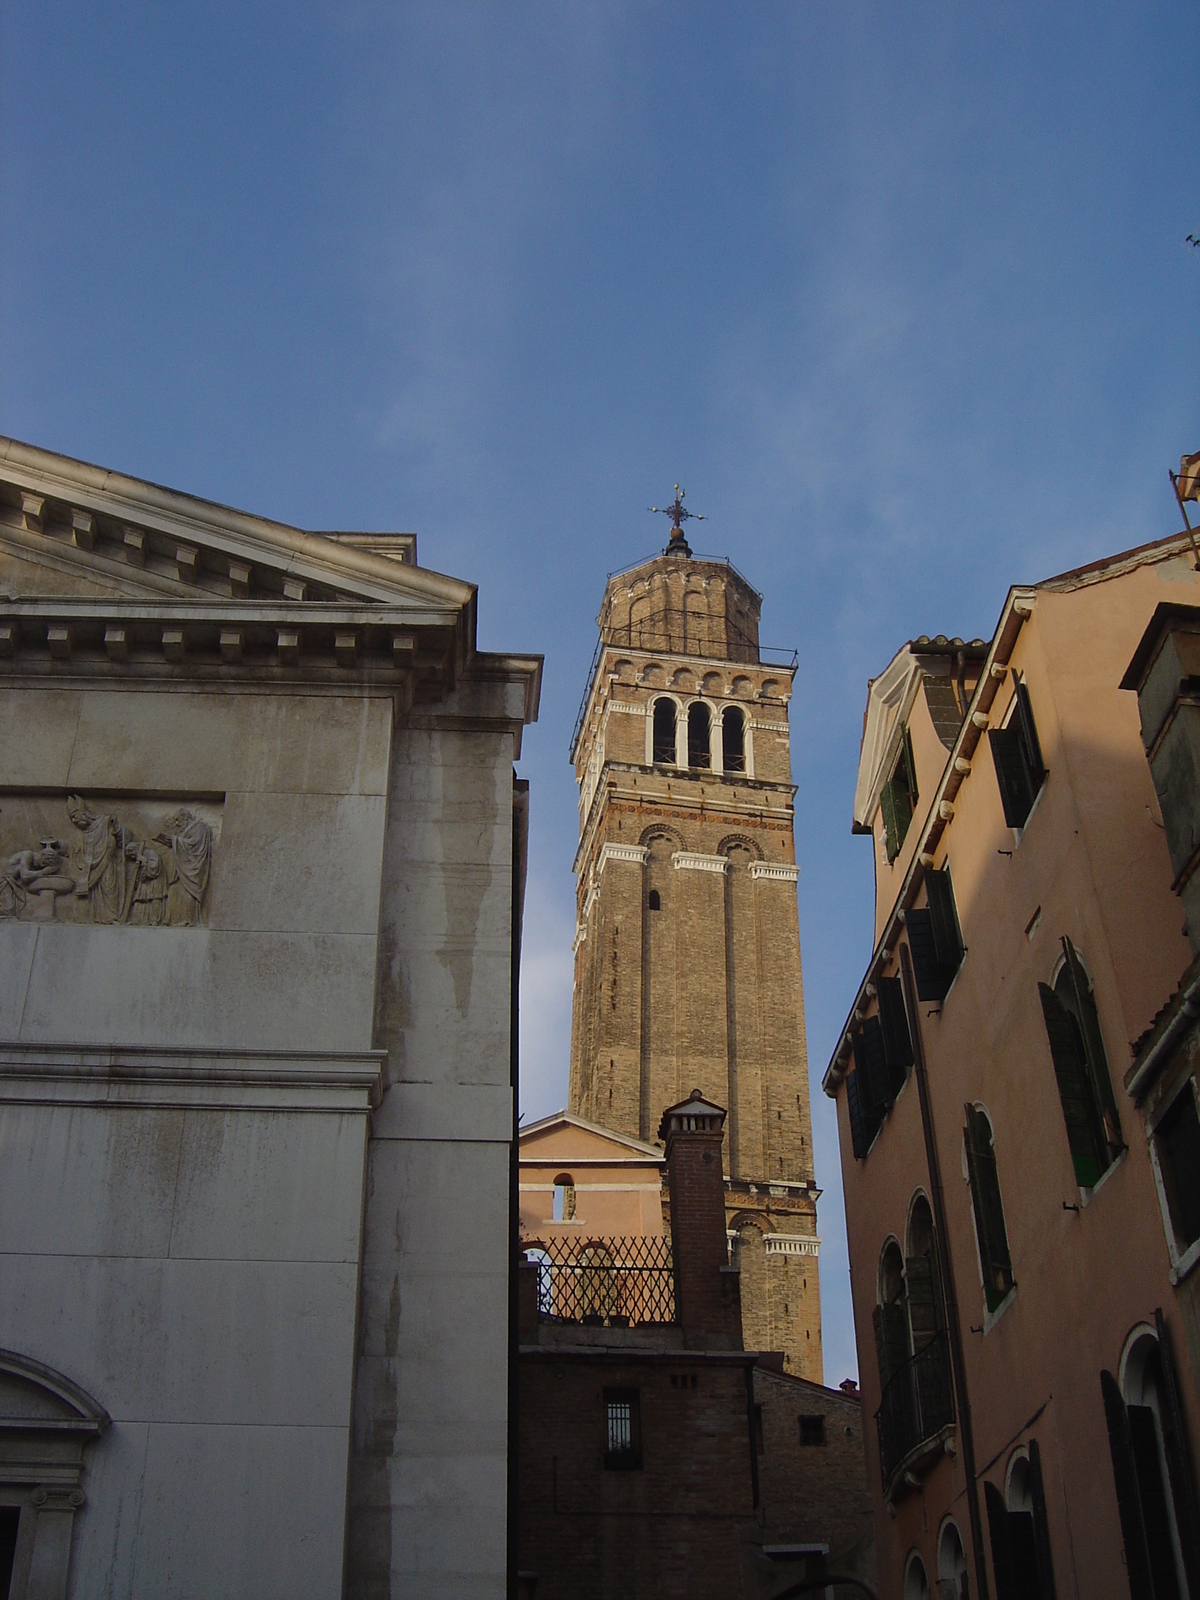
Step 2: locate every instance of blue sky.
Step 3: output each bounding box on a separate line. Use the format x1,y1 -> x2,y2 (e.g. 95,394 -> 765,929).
3,3 -> 1197,1385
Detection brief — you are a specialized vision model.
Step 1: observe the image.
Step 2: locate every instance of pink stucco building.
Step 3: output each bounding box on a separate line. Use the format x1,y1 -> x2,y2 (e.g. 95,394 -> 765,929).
823,514 -> 1200,1598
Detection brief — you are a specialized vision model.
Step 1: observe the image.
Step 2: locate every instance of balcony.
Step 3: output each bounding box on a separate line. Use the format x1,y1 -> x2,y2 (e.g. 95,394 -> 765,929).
875,1332 -> 956,1496
522,1234 -> 676,1327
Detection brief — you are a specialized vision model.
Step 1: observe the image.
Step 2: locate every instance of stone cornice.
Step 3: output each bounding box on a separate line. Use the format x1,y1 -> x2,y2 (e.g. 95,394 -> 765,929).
596,842 -> 649,876
671,851 -> 728,874
749,862 -> 800,882
0,1043 -> 386,1113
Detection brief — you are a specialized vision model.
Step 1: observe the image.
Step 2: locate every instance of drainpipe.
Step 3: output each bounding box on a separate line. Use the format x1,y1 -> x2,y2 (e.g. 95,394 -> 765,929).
899,943 -> 990,1600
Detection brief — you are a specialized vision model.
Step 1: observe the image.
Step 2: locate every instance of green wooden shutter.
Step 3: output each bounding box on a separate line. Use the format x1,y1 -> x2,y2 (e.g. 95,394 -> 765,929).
1061,938 -> 1122,1152
1101,1368 -> 1155,1600
1038,982 -> 1105,1188
878,974 -> 913,1094
964,1105 -> 1014,1311
907,909 -> 949,1002
906,1253 -> 953,1432
927,866 -> 964,971
1154,1308 -> 1200,1597
985,1481 -> 1018,1600
853,1017 -> 891,1116
1014,676 -> 1046,788
902,723 -> 919,805
846,1069 -> 869,1160
1028,1439 -> 1058,1600
880,779 -> 901,862
990,726 -> 1035,828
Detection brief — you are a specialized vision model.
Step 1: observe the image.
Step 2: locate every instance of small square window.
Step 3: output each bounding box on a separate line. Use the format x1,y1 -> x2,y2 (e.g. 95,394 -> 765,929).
799,1414 -> 826,1447
604,1388 -> 642,1469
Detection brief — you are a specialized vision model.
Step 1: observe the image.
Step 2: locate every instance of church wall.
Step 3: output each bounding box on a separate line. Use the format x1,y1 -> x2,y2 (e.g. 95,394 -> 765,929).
0,677 -> 393,1596
346,699 -> 518,1600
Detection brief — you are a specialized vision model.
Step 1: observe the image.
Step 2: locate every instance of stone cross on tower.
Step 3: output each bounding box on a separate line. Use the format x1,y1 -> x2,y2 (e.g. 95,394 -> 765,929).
649,485 -> 705,558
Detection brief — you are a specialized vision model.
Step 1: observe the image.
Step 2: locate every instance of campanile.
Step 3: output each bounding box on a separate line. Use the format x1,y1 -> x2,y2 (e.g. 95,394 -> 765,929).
568,512 -> 822,1378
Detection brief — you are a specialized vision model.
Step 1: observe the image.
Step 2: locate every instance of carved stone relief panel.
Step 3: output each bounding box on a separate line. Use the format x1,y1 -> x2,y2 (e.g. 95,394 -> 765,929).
0,794 -> 220,926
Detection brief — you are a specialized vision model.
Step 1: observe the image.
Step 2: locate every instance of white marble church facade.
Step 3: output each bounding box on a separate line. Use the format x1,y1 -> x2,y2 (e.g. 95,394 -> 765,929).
0,438 -> 539,1598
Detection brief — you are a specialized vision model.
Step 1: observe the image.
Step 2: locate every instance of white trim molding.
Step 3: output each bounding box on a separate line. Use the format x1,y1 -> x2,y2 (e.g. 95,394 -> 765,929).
596,842 -> 649,875
583,885 -> 599,920
750,862 -> 800,883
764,1233 -> 821,1258
572,921 -> 587,953
671,851 -> 729,875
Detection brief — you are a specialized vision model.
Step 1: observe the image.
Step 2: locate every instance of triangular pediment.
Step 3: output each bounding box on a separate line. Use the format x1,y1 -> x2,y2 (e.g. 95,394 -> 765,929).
0,435 -> 472,613
520,1110 -> 665,1164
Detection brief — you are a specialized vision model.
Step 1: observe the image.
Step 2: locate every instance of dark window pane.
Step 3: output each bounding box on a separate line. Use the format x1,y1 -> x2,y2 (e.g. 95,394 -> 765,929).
647,889 -> 661,912
0,1508 -> 18,1600
964,1106 -> 1014,1311
687,703 -> 711,768
1129,1405 -> 1182,1600
799,1414 -> 826,1446
852,1017 -> 891,1119
1158,1087 -> 1200,1250
652,699 -> 676,764
877,975 -> 913,1093
722,708 -> 745,772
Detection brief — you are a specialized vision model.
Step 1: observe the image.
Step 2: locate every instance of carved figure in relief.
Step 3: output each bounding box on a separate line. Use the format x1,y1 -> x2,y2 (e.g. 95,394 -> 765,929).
0,798 -> 214,926
155,809 -> 212,926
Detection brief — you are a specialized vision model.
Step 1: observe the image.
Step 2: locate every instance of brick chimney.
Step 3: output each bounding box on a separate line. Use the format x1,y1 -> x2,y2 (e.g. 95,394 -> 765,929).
659,1090 -> 742,1346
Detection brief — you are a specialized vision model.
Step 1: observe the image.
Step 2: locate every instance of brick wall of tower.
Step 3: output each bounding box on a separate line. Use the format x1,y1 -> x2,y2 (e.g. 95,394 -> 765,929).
568,552 -> 822,1379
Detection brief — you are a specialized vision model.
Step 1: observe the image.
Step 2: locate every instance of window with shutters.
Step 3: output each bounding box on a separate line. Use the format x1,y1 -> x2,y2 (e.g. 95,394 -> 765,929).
989,674 -> 1046,831
907,865 -> 965,1003
687,701 -> 712,769
1103,1322 -> 1200,1600
873,1242 -> 916,1484
881,724 -> 919,863
845,974 -> 914,1160
652,697 -> 677,765
1150,1078 -> 1200,1273
905,1198 -> 954,1444
986,1441 -> 1057,1600
963,1105 -> 1014,1314
1037,939 -> 1123,1191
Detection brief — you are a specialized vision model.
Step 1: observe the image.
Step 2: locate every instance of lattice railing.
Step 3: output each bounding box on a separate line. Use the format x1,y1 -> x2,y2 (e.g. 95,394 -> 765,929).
521,1234 -> 675,1327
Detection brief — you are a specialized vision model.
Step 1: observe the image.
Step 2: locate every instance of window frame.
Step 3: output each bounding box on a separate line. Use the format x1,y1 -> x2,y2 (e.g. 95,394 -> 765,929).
963,1103 -> 1016,1320
798,1414 -> 826,1447
1147,1073 -> 1200,1285
603,1386 -> 643,1470
989,673 -> 1047,834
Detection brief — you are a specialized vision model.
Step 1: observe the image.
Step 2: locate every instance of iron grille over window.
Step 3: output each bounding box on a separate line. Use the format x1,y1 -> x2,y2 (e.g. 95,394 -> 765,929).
604,1388 -> 642,1469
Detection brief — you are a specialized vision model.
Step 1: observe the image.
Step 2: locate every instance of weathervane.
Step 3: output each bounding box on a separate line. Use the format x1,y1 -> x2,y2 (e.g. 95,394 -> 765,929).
649,484 -> 705,556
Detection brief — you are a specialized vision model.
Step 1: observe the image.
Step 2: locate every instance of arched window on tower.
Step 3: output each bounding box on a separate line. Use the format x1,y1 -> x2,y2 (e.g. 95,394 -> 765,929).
723,706 -> 746,772
552,1174 -> 576,1223
647,889 -> 661,912
652,699 -> 677,765
687,702 -> 711,769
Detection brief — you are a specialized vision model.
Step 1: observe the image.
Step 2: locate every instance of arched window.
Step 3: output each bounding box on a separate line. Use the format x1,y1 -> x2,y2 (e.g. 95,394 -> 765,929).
874,1241 -> 916,1481
552,1174 -> 576,1223
722,706 -> 746,772
937,1521 -> 968,1598
1038,938 -> 1122,1189
903,1552 -> 931,1600
647,889 -> 661,912
687,702 -> 711,769
652,698 -> 677,765
1101,1329 -> 1194,1600
985,1442 -> 1056,1598
964,1106 -> 1014,1313
906,1198 -> 954,1437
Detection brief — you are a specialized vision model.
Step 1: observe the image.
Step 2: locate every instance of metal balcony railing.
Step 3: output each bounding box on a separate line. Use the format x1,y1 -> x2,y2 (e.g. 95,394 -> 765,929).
875,1332 -> 956,1486
522,1234 -> 676,1327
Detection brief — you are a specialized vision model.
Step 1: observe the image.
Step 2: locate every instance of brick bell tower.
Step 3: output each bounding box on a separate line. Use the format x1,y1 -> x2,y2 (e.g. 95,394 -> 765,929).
567,500 -> 822,1379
